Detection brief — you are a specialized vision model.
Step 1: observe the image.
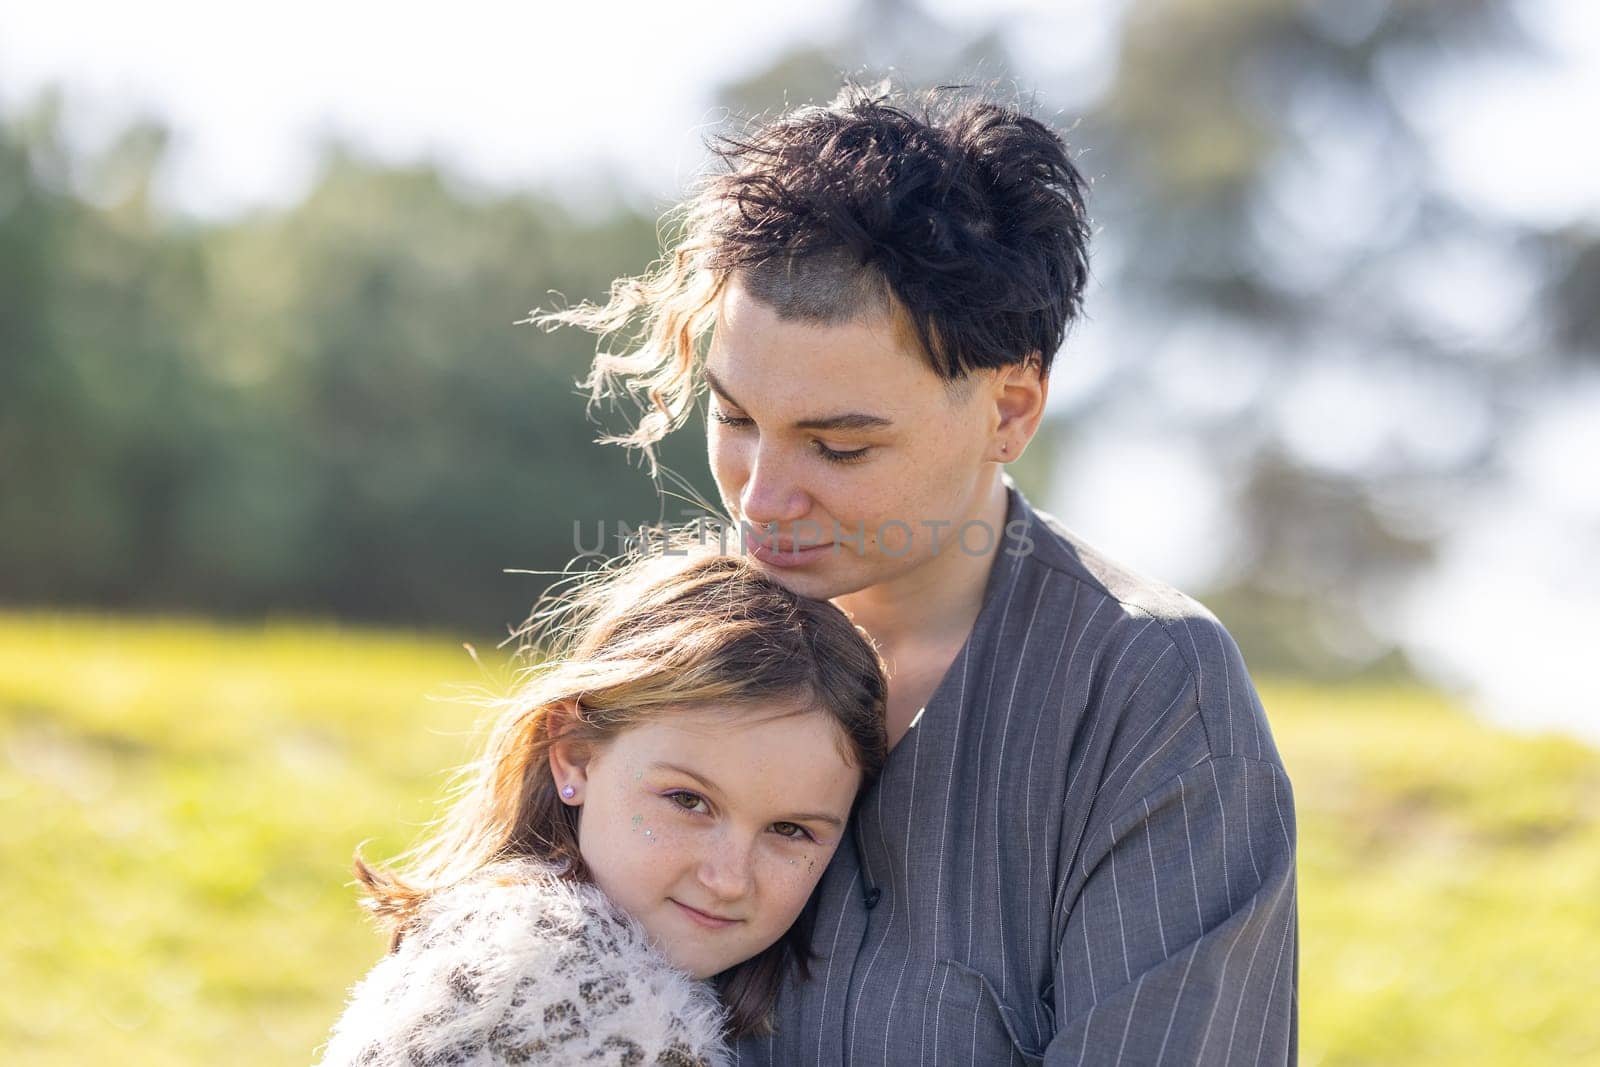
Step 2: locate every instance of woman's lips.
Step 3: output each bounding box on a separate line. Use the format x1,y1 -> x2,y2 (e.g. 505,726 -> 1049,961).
746,538 -> 835,569
671,899 -> 742,929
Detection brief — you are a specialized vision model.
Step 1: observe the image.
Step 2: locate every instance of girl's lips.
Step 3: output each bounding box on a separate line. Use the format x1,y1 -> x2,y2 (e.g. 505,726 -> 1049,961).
671,899 -> 742,929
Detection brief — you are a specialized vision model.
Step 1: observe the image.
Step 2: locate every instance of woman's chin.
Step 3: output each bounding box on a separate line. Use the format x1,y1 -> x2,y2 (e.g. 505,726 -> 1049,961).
751,557 -> 878,603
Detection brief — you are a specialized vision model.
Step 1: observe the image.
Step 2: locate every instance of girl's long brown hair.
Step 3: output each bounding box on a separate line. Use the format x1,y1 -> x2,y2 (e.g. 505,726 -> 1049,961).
353,535 -> 888,1038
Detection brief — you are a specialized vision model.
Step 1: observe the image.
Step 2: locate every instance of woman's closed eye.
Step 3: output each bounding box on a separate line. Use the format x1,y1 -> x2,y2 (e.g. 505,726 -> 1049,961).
708,406 -> 753,429
710,406 -> 870,465
812,441 -> 869,465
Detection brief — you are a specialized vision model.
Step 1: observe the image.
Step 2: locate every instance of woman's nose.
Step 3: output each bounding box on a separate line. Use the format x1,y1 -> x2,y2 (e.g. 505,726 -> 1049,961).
739,444 -> 809,527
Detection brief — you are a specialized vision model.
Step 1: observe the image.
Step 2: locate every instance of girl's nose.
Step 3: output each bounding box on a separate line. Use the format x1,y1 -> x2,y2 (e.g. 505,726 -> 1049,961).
696,833 -> 757,903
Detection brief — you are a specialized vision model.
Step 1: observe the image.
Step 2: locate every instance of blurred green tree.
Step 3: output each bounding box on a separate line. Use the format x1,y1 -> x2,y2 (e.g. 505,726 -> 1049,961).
0,100 -> 714,634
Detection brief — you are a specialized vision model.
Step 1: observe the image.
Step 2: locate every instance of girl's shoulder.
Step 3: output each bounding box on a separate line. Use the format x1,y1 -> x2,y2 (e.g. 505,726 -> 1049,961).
316,857 -> 729,1067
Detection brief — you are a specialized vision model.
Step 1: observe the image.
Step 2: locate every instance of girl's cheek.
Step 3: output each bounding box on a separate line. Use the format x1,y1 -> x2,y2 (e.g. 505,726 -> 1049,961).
762,848 -> 824,892
631,816 -> 686,847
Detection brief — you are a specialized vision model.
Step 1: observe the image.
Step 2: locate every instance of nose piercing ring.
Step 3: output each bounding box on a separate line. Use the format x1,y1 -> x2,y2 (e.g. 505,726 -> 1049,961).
561,785 -> 576,799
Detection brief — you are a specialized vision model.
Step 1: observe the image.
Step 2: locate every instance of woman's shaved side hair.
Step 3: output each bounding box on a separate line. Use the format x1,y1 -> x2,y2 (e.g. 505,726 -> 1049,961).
528,79 -> 1092,471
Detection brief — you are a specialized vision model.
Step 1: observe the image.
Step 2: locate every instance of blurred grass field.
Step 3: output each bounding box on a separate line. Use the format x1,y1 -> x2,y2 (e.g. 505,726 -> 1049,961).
2,612 -> 1597,1065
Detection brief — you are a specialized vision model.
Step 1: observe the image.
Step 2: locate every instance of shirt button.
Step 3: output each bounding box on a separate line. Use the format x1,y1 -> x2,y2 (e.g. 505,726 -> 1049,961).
864,887 -> 882,909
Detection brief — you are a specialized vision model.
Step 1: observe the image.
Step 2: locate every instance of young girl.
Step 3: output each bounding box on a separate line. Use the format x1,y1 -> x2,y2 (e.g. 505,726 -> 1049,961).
315,543 -> 888,1066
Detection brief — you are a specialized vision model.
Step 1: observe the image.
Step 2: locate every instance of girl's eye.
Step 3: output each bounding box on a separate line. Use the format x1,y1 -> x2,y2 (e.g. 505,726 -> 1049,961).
813,441 -> 870,465
666,790 -> 708,814
709,407 -> 754,428
771,821 -> 816,842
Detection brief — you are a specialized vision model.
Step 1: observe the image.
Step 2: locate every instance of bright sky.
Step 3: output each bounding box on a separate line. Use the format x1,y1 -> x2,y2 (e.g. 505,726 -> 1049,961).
4,0 -> 1597,738
0,0 -> 851,217
8,0 -> 1590,223
0,0 -> 1094,218
1409,0 -> 1600,225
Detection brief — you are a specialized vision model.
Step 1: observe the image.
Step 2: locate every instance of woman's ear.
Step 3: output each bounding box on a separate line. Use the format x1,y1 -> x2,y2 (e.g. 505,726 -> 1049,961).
546,699 -> 593,805
989,353 -> 1049,463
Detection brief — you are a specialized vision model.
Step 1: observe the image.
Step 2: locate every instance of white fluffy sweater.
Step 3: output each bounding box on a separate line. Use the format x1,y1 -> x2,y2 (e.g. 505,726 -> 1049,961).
315,858 -> 731,1066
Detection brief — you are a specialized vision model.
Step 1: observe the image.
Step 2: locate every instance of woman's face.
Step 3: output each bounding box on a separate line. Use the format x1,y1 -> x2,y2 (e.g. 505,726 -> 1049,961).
702,276 -> 1009,602
550,703 -> 861,980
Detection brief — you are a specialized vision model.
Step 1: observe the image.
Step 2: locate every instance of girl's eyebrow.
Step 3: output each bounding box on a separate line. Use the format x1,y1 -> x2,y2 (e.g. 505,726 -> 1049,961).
703,368 -> 893,432
784,810 -> 846,830
648,760 -> 846,830
651,761 -> 722,796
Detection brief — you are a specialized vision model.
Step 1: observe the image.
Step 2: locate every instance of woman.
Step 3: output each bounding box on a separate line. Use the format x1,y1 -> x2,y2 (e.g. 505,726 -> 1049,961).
536,81 -> 1298,1065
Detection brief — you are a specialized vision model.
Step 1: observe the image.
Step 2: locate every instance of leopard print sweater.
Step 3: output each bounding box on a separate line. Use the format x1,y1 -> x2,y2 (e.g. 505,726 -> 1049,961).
315,858 -> 730,1066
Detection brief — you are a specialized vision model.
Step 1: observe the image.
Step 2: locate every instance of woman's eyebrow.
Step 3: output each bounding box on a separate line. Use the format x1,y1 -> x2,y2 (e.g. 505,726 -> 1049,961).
703,368 -> 892,432
795,413 -> 893,432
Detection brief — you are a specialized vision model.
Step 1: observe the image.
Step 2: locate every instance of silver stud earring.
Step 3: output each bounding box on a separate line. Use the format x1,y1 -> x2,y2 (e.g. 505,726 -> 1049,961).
561,785 -> 576,800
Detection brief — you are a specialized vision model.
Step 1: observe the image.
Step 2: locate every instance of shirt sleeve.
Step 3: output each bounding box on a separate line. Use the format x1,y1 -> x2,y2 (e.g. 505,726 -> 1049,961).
1044,753 -> 1298,1065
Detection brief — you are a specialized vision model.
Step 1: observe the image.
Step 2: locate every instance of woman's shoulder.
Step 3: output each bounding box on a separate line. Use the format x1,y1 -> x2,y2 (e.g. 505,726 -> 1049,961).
316,857 -> 729,1066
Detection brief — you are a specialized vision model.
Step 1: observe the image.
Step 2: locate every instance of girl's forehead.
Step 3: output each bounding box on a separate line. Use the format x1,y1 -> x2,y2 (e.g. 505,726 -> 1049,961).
609,710 -> 860,811
612,707 -> 847,765
618,702 -> 819,743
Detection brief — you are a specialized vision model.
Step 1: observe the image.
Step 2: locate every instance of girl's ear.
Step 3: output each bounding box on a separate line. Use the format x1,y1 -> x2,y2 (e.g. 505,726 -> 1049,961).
547,699 -> 593,805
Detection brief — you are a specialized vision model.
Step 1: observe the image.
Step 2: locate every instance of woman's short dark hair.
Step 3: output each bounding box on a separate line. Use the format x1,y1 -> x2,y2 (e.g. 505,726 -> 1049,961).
529,79 -> 1092,468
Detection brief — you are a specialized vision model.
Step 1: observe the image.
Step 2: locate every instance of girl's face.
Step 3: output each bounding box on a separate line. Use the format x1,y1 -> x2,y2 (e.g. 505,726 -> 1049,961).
703,276 -> 1025,603
550,703 -> 862,980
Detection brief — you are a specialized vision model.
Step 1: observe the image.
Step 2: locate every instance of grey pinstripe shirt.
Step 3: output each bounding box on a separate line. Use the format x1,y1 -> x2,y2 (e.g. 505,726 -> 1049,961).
733,484 -> 1297,1065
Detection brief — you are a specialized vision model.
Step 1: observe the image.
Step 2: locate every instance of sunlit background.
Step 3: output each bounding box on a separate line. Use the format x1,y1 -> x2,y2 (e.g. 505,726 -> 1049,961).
3,1 -> 1597,1063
